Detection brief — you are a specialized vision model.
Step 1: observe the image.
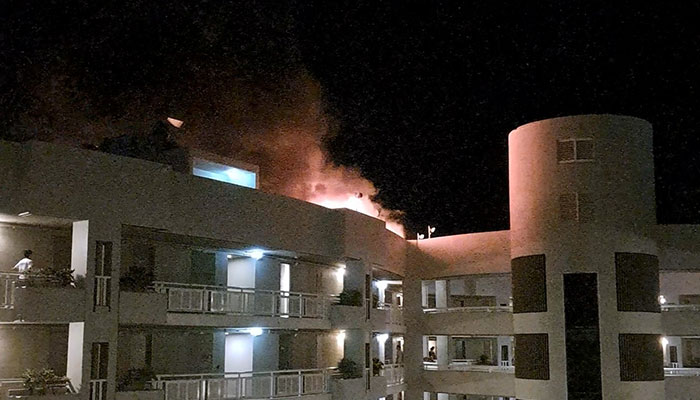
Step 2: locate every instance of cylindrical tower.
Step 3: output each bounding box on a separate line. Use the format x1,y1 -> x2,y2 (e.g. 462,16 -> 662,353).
508,115 -> 663,400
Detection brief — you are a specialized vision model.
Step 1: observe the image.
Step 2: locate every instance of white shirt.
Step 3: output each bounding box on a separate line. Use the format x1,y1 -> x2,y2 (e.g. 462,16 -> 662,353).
13,257 -> 33,273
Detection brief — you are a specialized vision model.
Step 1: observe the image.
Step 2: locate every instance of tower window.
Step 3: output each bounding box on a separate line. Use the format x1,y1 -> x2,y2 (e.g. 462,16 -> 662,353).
557,138 -> 595,162
559,193 -> 594,223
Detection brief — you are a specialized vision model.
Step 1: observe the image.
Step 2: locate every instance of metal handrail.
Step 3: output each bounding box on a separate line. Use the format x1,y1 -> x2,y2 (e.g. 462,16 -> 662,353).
382,364 -> 405,385
665,367 -> 700,376
153,368 -> 334,400
153,282 -> 330,318
423,305 -> 513,314
423,361 -> 514,373
662,304 -> 700,312
152,281 -> 322,298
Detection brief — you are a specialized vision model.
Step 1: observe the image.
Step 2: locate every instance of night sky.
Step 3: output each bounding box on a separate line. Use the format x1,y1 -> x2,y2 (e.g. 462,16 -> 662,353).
3,1 -> 700,236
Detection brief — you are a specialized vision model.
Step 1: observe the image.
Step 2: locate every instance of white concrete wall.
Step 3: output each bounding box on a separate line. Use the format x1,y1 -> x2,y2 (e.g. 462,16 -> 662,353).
410,231 -> 511,278
66,322 -> 84,390
0,325 -> 69,378
228,257 -> 256,288
225,334 -> 253,373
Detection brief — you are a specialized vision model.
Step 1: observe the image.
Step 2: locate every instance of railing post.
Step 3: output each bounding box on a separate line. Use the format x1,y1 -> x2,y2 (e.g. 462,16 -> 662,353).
298,370 -> 303,395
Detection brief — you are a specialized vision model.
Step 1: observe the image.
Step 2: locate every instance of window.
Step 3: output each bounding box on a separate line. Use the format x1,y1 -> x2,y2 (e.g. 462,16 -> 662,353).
514,334 -> 550,380
559,193 -> 594,223
619,334 -> 664,381
564,274 -> 602,399
615,253 -> 660,313
94,242 -> 112,309
511,255 -> 547,313
557,138 -> 595,162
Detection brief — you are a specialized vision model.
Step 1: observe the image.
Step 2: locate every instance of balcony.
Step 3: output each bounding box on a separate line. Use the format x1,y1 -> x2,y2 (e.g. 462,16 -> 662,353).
382,363 -> 405,386
422,361 -> 515,398
371,303 -> 404,332
153,369 -> 332,400
0,272 -> 84,323
665,368 -> 700,376
661,304 -> 700,336
423,361 -> 514,374
665,369 -> 700,400
422,306 -> 513,336
152,282 -> 331,329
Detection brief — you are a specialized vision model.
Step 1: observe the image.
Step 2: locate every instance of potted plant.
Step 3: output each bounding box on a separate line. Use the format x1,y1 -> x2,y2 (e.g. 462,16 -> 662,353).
336,358 -> 362,379
117,367 -> 156,392
26,267 -> 75,288
372,358 -> 384,376
22,368 -> 69,395
120,265 -> 154,292
477,354 -> 490,365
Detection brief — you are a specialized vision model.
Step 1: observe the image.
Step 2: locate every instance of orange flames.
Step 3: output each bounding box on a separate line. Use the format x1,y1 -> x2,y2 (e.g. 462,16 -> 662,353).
306,176 -> 405,238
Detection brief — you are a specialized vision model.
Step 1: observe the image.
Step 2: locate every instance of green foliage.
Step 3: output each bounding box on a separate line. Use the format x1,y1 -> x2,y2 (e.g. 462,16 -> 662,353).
74,274 -> 86,289
336,358 -> 362,379
120,265 -> 154,292
477,354 -> 490,365
372,357 -> 384,376
117,367 -> 156,392
22,368 -> 68,395
26,267 -> 75,288
337,289 -> 363,307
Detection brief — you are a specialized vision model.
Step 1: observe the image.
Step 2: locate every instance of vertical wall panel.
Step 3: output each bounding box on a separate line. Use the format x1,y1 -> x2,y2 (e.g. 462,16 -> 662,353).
512,255 -> 547,314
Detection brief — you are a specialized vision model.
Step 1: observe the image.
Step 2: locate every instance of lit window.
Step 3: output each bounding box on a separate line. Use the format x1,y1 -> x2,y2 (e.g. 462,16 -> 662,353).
557,138 -> 595,162
560,193 -> 594,223
192,158 -> 257,189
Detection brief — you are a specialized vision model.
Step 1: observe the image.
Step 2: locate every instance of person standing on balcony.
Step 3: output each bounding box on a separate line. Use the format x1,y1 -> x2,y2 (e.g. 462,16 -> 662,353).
13,250 -> 33,281
395,343 -> 404,364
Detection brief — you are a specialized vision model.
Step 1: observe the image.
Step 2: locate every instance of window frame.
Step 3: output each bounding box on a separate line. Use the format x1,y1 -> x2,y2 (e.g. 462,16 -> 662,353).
559,192 -> 594,223
557,138 -> 595,163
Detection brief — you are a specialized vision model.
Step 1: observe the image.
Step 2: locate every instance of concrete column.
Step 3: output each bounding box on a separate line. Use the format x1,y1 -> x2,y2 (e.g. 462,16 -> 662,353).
214,252 -> 228,286
72,220 -> 121,400
375,334 -> 388,364
343,259 -> 365,294
436,336 -> 448,366
212,331 -> 225,372
376,281 -> 387,305
421,281 -> 430,308
253,333 -> 279,371
435,280 -> 447,308
254,257 -> 280,291
66,322 -> 85,391
343,329 -> 367,373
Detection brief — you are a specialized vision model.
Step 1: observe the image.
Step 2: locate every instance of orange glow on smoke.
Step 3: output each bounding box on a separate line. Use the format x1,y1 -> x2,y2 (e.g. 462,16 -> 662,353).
309,191 -> 405,238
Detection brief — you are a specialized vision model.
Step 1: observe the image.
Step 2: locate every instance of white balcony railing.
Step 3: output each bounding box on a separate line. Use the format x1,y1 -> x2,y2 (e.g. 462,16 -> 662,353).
89,379 -> 107,400
94,276 -> 111,307
662,304 -> 700,312
665,367 -> 700,376
382,364 -> 404,385
376,302 -> 404,325
153,282 -> 328,319
423,361 -> 514,373
0,272 -> 20,309
422,305 -> 513,314
153,369 -> 332,400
